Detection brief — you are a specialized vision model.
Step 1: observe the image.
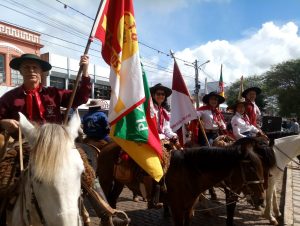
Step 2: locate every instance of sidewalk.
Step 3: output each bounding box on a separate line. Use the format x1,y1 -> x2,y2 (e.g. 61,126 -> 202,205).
285,161 -> 300,226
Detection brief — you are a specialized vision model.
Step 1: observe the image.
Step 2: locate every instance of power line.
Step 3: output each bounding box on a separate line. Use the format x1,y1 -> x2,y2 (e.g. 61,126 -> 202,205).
0,20 -> 101,54
0,3 -> 88,41
4,0 -> 88,39
40,39 -> 102,59
50,0 -> 195,65
54,0 -> 94,20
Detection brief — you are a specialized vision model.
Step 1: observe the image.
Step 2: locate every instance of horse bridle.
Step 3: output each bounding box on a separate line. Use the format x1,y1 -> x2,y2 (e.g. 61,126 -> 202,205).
23,166 -> 82,226
237,159 -> 265,194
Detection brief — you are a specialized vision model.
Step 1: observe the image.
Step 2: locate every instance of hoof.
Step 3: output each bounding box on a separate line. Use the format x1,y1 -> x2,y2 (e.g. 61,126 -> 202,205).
269,218 -> 279,225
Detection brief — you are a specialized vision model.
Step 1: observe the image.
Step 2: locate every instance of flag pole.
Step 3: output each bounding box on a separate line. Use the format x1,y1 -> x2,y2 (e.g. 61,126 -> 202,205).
238,75 -> 244,100
64,0 -> 106,124
169,50 -> 210,147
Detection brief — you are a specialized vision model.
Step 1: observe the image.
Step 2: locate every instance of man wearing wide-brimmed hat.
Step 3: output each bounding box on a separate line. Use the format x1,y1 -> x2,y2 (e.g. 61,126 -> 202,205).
0,54 -> 130,226
0,53 -> 91,134
242,87 -> 262,127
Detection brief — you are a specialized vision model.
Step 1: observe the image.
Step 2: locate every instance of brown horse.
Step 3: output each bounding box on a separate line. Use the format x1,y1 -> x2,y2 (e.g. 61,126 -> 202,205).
165,137 -> 265,226
222,137 -> 276,226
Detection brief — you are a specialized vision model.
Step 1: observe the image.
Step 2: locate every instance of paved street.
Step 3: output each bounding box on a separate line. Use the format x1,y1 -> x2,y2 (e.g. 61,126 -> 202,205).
89,172 -> 285,226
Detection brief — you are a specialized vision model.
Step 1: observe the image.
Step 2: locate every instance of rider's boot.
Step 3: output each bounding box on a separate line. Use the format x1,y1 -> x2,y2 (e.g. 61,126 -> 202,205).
83,180 -> 130,226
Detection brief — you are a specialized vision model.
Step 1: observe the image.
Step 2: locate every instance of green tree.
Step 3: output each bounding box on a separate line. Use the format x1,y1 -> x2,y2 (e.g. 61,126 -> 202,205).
225,75 -> 266,110
263,59 -> 300,118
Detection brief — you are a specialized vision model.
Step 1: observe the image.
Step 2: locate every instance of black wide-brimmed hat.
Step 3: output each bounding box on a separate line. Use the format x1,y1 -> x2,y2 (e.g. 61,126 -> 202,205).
10,54 -> 52,72
202,92 -> 225,105
242,87 -> 261,98
150,83 -> 172,97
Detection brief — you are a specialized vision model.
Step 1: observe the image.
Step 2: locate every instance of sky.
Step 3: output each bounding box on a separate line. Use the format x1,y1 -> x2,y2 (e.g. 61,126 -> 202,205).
1,0 -> 300,90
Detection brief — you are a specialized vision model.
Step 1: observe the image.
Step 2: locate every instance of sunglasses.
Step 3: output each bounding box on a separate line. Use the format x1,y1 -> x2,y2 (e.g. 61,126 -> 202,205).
155,92 -> 166,96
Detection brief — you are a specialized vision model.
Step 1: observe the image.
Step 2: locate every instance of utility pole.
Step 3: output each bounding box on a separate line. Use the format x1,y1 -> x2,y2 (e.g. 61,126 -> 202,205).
194,60 -> 200,109
185,59 -> 210,109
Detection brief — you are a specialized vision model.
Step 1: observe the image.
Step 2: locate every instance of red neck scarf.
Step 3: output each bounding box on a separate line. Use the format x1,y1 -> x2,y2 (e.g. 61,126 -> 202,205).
23,85 -> 45,121
198,105 -> 225,129
242,113 -> 250,125
245,100 -> 257,126
157,105 -> 170,133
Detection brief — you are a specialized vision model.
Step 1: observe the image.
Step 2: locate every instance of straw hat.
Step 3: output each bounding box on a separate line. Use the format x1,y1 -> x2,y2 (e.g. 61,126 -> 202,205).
86,99 -> 103,108
228,98 -> 247,111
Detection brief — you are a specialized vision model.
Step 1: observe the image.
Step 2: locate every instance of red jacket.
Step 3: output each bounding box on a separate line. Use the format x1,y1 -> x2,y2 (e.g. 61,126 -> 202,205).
0,77 -> 91,124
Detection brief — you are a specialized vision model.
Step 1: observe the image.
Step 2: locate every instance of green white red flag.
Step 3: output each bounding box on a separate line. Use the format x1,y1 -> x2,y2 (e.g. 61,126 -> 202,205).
92,0 -> 163,181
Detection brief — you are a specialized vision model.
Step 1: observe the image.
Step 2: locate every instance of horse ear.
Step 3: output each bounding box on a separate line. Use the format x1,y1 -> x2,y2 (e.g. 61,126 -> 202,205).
66,109 -> 81,140
19,112 -> 36,143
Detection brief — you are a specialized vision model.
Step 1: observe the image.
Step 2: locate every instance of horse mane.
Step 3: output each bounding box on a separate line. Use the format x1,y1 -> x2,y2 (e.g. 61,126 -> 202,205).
174,145 -> 243,171
30,123 -> 73,184
234,137 -> 276,168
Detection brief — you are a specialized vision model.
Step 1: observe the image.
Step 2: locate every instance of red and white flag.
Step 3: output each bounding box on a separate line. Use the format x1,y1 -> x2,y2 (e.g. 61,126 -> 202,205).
170,60 -> 198,134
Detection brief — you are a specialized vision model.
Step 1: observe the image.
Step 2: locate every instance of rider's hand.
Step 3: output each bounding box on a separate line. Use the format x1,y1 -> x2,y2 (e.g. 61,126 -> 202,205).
80,55 -> 89,77
0,119 -> 19,133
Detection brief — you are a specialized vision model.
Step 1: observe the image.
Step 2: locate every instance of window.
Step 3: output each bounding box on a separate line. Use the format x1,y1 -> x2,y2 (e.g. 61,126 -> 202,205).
10,56 -> 23,86
0,55 -> 5,84
11,69 -> 23,86
94,83 -> 111,100
50,76 -> 65,89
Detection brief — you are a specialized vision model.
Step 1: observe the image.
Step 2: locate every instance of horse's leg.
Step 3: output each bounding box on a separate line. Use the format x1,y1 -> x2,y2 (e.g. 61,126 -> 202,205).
263,180 -> 278,225
183,207 -> 195,226
225,189 -> 238,226
0,198 -> 7,226
272,186 -> 281,218
169,205 -> 185,226
108,180 -> 124,209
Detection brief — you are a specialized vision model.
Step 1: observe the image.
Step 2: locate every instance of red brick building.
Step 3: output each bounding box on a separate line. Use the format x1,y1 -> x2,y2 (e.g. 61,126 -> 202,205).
0,21 -> 43,89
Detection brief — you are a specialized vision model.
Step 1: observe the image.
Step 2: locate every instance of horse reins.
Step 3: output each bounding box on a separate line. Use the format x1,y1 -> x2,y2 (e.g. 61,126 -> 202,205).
273,144 -> 300,169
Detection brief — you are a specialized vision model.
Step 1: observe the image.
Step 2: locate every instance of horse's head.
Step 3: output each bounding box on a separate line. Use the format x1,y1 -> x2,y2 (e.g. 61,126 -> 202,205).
229,138 -> 265,207
19,111 -> 84,225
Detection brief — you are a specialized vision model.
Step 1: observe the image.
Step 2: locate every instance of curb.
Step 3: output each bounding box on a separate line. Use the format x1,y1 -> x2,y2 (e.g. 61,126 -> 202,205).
284,162 -> 293,225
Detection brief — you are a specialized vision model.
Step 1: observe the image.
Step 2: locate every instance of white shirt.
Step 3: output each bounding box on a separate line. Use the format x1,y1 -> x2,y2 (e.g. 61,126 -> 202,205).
231,112 -> 259,139
197,109 -> 226,130
153,105 -> 177,140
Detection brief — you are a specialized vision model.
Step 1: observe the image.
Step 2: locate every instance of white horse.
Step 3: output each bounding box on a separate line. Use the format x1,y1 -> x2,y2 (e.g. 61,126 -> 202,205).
7,112 -> 84,226
263,134 -> 300,225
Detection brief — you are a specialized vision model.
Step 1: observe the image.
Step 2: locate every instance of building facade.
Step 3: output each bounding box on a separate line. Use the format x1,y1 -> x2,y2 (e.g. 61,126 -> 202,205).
0,21 -> 43,95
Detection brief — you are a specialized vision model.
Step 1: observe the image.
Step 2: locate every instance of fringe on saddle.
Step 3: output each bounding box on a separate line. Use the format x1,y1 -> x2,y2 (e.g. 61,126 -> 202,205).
0,143 -> 96,197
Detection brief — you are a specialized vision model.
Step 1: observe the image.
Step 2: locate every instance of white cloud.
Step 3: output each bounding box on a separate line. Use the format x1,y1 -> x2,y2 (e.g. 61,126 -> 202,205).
158,21 -> 300,90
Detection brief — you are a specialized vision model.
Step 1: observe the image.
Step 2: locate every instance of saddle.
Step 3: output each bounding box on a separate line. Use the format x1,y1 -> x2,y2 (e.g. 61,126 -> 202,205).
213,135 -> 235,147
113,139 -> 177,184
